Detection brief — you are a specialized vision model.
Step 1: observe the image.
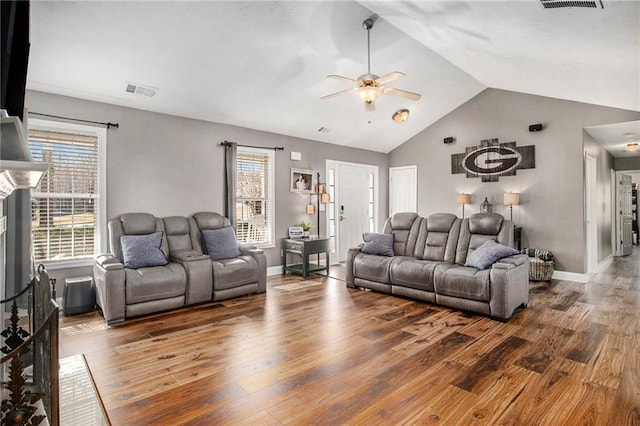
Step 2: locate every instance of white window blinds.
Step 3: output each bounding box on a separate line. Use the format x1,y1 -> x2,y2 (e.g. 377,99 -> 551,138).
28,129 -> 99,262
236,149 -> 272,245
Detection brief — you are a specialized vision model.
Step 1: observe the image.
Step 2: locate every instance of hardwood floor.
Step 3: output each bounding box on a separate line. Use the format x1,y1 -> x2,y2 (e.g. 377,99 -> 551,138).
59,256 -> 640,425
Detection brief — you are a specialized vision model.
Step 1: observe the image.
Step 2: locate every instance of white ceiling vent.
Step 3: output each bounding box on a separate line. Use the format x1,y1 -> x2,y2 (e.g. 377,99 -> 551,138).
540,0 -> 603,9
125,82 -> 157,97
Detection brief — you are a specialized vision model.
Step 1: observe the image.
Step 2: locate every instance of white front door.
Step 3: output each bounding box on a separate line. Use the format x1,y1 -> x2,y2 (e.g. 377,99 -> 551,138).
327,161 -> 378,263
389,165 -> 417,216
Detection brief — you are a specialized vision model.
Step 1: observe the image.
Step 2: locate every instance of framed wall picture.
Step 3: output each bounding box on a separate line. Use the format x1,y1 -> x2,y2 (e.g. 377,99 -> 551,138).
290,168 -> 314,194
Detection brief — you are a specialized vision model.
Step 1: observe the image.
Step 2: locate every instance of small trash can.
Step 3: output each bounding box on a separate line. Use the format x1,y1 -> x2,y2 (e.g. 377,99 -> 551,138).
63,276 -> 95,316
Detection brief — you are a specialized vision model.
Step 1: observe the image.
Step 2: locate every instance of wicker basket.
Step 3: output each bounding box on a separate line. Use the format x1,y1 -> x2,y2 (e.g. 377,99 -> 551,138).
521,248 -> 554,282
528,257 -> 554,281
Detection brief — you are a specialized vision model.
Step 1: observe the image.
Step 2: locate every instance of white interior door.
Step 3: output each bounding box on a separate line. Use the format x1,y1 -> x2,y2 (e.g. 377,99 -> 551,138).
619,173 -> 633,256
329,161 -> 378,263
389,165 -> 417,216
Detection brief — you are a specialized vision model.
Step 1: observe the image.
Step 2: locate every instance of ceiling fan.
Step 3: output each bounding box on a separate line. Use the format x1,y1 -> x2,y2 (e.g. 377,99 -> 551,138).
321,18 -> 421,112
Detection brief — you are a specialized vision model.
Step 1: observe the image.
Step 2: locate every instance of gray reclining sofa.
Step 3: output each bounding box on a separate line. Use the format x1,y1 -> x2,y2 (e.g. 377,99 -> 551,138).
346,212 -> 529,321
94,212 -> 266,324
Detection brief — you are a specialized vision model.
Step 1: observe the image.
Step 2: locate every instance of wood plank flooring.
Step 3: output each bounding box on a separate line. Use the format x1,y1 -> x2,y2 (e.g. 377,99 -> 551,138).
59,255 -> 640,425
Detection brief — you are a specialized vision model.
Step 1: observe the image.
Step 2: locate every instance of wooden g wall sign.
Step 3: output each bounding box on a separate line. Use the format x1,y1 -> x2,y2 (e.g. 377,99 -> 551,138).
451,138 -> 535,182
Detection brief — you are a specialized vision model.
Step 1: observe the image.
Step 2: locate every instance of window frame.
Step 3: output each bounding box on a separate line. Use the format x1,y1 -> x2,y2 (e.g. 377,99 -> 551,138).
236,146 -> 275,249
27,118 -> 107,269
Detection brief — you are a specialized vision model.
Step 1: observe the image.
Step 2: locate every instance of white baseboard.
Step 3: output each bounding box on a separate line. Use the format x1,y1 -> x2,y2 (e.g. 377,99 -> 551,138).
551,270 -> 588,283
551,255 -> 612,284
597,255 -> 613,273
267,266 -> 282,276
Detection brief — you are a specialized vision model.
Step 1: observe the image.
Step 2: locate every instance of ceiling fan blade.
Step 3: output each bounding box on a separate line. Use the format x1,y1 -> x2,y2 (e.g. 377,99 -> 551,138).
365,101 -> 376,112
375,71 -> 406,85
321,87 -> 357,100
381,86 -> 422,101
327,74 -> 358,83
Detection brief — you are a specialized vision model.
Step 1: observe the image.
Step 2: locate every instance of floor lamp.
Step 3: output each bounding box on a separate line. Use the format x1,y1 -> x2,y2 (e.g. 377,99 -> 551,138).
306,172 -> 330,236
457,193 -> 471,218
504,192 -> 520,222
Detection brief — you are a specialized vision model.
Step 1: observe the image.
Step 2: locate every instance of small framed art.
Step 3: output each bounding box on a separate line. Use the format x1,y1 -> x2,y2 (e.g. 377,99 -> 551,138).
290,168 -> 314,194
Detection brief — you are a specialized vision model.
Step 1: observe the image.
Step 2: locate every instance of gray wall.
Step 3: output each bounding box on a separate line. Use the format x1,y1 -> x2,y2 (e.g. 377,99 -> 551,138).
389,88 -> 639,273
25,90 -> 388,274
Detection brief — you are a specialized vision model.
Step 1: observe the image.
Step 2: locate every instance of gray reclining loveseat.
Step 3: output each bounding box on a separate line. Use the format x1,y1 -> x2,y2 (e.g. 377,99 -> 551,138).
346,212 -> 529,321
94,212 -> 266,324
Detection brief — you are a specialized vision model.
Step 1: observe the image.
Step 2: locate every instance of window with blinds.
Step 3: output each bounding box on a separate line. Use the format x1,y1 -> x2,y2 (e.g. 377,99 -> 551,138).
236,148 -> 274,246
28,128 -> 100,262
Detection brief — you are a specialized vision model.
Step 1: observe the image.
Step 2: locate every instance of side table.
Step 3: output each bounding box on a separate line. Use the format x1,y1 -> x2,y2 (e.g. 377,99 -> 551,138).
514,226 -> 522,251
281,237 -> 330,278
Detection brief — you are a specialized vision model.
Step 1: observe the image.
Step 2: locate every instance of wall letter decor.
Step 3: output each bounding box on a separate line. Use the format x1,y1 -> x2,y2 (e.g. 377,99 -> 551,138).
451,138 -> 535,182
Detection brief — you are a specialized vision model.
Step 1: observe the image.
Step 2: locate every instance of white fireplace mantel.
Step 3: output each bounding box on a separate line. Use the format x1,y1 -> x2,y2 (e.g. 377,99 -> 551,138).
0,114 -> 48,199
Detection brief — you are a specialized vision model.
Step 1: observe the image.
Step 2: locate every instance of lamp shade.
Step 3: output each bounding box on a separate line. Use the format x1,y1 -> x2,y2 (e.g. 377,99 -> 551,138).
504,192 -> 520,206
321,192 -> 330,203
306,203 -> 315,214
456,193 -> 471,204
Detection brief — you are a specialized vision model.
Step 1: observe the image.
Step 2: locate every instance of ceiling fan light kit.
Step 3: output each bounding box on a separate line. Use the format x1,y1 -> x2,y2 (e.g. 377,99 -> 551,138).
321,17 -> 421,112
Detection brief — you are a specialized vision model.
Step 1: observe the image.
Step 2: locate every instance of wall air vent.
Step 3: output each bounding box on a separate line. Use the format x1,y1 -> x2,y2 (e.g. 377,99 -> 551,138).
125,82 -> 157,97
540,0 -> 603,8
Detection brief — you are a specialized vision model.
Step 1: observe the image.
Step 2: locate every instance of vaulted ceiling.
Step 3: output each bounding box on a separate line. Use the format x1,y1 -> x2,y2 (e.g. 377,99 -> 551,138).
27,1 -> 639,154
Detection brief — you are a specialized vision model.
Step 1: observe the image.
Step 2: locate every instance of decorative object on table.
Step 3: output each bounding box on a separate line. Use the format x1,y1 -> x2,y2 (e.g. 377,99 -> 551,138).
503,192 -> 520,221
288,226 -> 304,239
456,193 -> 471,218
451,139 -> 535,182
480,197 -> 493,213
521,248 -> 554,281
290,168 -> 314,194
297,221 -> 313,237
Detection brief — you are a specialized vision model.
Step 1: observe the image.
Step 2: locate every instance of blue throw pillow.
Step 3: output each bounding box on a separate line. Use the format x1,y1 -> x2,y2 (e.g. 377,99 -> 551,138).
465,239 -> 519,270
202,226 -> 241,261
120,231 -> 168,269
361,232 -> 394,257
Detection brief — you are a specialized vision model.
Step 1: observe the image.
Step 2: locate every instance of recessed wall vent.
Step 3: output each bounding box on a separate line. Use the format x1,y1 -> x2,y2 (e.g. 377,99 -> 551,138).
125,82 -> 157,97
540,0 -> 603,9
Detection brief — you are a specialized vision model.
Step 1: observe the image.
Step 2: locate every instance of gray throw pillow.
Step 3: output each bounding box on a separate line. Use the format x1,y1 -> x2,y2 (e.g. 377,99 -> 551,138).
465,239 -> 519,270
361,232 -> 394,256
202,226 -> 241,261
120,231 -> 168,269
